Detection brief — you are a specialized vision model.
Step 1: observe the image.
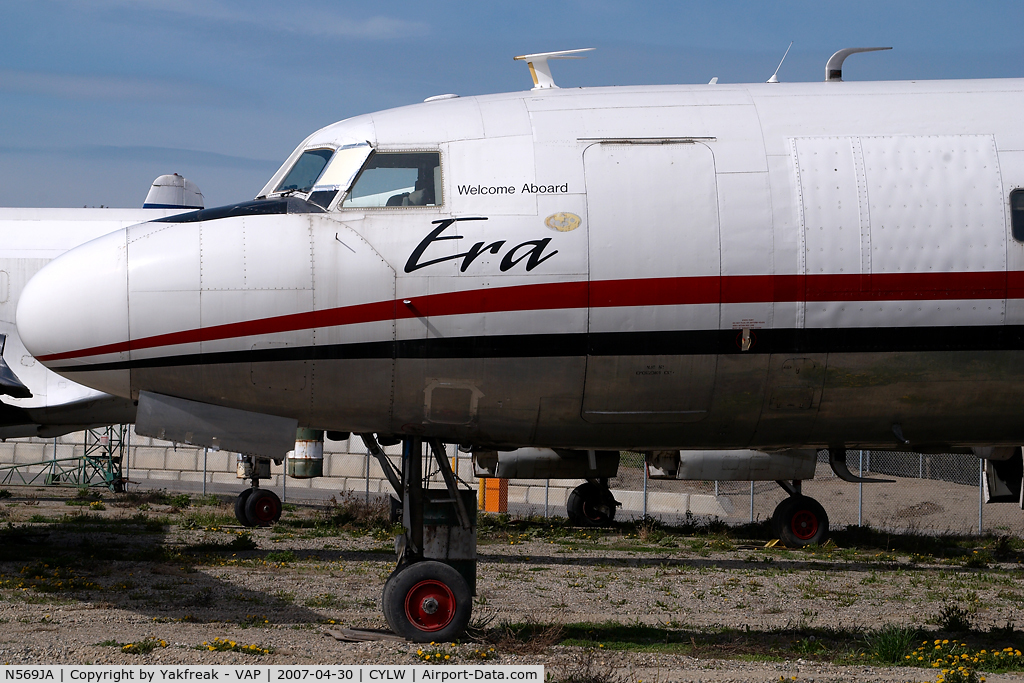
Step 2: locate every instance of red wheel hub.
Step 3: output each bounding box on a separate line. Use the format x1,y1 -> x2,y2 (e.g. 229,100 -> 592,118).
791,509 -> 819,540
251,496 -> 280,524
404,579 -> 456,632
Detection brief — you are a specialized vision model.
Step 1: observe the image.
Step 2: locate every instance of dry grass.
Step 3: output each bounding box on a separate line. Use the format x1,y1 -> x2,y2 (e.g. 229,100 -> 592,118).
483,620 -> 565,655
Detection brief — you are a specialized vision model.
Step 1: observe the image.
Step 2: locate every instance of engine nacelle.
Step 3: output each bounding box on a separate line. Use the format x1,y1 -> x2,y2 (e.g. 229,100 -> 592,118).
647,449 -> 817,481
473,448 -> 618,479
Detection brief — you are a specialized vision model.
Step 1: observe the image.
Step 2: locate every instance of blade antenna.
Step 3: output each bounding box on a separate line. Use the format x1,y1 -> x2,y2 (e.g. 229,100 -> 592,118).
514,48 -> 594,89
767,41 -> 794,84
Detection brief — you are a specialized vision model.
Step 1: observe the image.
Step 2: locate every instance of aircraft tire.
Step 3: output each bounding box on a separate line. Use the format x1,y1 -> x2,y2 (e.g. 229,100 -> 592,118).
566,482 -> 616,526
381,569 -> 401,634
773,495 -> 828,547
234,489 -> 256,527
385,561 -> 472,642
244,489 -> 282,527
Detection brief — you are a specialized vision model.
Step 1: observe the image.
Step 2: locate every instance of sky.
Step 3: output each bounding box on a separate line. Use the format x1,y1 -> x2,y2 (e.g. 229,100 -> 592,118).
2,1 -> 1023,208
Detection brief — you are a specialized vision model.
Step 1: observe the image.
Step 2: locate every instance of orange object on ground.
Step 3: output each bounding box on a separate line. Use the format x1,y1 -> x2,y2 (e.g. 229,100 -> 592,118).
478,477 -> 508,513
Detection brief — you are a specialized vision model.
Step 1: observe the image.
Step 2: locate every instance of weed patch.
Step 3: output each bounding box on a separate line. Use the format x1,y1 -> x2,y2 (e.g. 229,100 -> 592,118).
201,637 -> 272,655
864,624 -> 920,663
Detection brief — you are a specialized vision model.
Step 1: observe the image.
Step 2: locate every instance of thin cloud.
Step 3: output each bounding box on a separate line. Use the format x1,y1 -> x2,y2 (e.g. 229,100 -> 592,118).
0,69 -> 231,104
57,0 -> 429,40
0,144 -> 278,170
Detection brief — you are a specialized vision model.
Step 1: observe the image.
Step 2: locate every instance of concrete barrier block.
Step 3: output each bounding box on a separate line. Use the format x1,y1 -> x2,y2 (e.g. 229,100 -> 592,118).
204,451 -> 231,472
324,437 -> 352,453
506,485 -> 528,504
164,450 -> 199,471
689,494 -> 734,517
146,470 -> 181,481
13,443 -> 47,464
524,486 -> 552,506
131,447 -> 167,471
211,472 -> 241,485
327,454 -> 365,478
311,477 -> 345,491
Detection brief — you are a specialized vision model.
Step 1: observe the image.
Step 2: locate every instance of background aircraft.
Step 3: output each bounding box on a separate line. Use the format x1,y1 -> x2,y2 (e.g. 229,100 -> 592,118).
0,174 -> 202,438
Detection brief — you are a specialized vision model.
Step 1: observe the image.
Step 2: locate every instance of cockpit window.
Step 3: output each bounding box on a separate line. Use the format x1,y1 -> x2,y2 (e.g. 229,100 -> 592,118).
340,152 -> 442,208
275,148 -> 334,194
1012,189 -> 1024,242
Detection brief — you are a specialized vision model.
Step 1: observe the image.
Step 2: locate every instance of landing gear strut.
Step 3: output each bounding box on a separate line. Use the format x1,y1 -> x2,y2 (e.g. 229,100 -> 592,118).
567,479 -> 620,526
371,436 -> 475,642
233,455 -> 282,528
771,480 -> 828,547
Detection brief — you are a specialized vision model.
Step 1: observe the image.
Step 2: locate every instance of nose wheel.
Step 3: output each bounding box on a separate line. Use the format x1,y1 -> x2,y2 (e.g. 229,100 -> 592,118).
771,493 -> 829,547
383,561 -> 471,642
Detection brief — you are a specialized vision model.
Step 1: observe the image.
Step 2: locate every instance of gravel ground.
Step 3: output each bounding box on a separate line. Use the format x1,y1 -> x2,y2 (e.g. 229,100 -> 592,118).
0,488 -> 1023,683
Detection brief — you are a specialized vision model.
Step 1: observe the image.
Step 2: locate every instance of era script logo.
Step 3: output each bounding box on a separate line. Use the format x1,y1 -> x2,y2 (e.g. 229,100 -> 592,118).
404,217 -> 558,274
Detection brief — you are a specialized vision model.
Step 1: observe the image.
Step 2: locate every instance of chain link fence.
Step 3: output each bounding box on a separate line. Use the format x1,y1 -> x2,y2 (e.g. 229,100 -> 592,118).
0,430 -> 1018,535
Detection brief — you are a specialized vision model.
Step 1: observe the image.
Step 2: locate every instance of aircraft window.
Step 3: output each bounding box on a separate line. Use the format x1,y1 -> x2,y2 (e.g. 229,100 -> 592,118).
1012,189 -> 1024,242
307,190 -> 339,210
275,148 -> 334,194
340,152 -> 442,208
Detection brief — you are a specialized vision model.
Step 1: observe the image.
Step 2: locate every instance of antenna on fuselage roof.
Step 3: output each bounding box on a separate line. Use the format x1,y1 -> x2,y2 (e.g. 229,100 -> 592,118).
825,47 -> 892,81
514,48 -> 594,90
766,41 -> 794,83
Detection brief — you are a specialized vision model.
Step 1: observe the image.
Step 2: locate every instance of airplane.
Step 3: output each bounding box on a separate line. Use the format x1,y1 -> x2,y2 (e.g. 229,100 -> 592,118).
0,173 -> 203,442
16,46 -> 1024,640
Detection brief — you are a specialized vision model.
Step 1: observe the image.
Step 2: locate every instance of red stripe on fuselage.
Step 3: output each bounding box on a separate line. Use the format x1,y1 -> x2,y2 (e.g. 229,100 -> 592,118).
37,272 -> 1013,362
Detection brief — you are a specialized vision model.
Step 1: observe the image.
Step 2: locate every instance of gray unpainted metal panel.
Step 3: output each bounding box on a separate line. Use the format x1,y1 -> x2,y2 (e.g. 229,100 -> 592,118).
136,391 -> 298,459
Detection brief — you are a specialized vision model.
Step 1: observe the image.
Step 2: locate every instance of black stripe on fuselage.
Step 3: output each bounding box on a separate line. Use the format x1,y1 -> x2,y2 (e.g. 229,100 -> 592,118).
49,325 -> 1024,374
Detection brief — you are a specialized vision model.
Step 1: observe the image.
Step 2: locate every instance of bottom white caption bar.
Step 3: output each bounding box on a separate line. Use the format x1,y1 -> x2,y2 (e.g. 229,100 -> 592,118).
0,667 -> 544,683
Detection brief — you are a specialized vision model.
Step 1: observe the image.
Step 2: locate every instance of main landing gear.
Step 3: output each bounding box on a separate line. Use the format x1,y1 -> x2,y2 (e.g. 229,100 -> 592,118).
567,479 -> 620,526
233,455 -> 282,528
363,434 -> 476,642
771,480 -> 828,547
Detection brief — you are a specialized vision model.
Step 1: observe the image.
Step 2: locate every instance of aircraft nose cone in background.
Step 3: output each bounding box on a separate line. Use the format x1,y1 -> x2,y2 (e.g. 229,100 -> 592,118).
17,228 -> 131,397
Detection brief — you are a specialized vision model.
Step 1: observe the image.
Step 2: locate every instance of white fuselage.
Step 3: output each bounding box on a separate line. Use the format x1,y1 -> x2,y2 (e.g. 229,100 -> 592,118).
17,78 -> 1024,450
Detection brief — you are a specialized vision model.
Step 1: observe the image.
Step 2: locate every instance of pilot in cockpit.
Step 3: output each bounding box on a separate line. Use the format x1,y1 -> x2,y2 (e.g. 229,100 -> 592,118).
386,172 -> 435,206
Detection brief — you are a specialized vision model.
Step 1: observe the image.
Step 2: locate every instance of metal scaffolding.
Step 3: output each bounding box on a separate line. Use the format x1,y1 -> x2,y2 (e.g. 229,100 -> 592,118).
0,424 -> 127,492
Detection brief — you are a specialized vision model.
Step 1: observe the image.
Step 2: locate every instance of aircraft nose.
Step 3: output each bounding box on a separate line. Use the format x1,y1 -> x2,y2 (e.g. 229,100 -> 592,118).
17,228 -> 131,395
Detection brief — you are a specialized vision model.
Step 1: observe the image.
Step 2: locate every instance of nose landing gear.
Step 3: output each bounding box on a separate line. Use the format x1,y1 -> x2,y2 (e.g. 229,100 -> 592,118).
370,435 -> 476,642
771,480 -> 829,547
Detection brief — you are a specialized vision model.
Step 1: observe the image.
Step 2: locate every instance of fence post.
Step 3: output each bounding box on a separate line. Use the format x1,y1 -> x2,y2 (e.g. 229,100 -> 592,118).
202,447 -> 207,496
642,462 -> 648,518
749,481 -> 754,522
858,450 -> 864,527
544,479 -> 549,518
979,457 -> 984,535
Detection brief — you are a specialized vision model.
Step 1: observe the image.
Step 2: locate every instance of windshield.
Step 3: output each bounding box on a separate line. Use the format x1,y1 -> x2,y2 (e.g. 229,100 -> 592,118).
275,149 -> 333,194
